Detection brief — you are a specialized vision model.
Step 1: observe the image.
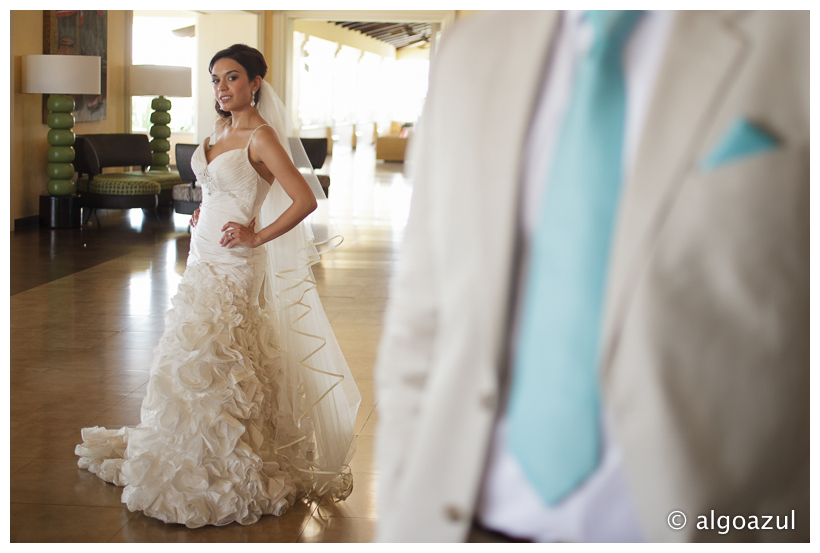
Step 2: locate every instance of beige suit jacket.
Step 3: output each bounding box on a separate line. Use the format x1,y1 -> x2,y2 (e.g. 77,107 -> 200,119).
375,11 -> 808,542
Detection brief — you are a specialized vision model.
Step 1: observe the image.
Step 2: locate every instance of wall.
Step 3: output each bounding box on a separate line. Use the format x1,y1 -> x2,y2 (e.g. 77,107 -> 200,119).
455,10 -> 483,20
263,11 -> 275,86
397,46 -> 430,61
10,10 -> 129,229
293,20 -> 396,59
195,12 -> 259,145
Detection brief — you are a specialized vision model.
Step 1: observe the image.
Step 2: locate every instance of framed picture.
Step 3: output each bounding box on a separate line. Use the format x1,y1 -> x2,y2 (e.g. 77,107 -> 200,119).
42,10 -> 107,123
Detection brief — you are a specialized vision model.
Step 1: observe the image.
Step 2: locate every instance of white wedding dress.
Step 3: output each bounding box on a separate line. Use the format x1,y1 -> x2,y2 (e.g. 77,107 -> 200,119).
75,124 -> 361,528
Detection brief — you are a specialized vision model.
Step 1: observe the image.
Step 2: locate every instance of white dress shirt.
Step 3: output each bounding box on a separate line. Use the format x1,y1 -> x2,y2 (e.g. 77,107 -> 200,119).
477,10 -> 675,543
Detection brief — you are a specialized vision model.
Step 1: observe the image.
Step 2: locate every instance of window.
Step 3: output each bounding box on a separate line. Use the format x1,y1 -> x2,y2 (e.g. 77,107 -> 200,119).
294,31 -> 429,132
131,14 -> 196,133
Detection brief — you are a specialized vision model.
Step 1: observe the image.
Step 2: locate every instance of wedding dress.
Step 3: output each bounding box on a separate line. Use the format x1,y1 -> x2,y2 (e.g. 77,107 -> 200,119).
75,83 -> 361,528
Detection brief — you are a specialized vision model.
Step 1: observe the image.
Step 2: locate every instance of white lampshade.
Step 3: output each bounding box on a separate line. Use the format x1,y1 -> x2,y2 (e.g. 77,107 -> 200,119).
22,55 -> 101,95
130,65 -> 192,97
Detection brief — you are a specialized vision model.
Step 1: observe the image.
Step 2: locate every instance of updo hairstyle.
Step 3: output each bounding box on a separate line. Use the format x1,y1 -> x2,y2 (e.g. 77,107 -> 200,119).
209,44 -> 268,118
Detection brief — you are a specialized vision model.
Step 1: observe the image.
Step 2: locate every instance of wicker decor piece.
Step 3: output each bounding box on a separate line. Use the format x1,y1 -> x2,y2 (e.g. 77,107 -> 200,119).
172,184 -> 202,203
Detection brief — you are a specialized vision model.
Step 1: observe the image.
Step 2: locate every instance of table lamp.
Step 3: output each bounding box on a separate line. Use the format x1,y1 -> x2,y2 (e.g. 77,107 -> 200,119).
22,54 -> 101,197
130,65 -> 192,171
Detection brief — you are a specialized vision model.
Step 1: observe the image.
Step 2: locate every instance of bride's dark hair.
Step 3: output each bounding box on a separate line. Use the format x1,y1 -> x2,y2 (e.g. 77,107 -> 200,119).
209,44 -> 268,119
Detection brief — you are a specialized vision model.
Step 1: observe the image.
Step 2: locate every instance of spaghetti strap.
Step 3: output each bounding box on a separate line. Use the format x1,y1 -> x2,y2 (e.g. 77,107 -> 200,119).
247,124 -> 271,148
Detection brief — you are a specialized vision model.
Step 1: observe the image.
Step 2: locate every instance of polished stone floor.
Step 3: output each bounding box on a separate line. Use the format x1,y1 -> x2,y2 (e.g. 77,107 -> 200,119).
9,144 -> 411,542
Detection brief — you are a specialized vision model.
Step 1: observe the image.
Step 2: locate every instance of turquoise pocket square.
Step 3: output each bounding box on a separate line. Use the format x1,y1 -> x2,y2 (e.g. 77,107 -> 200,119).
701,118 -> 779,171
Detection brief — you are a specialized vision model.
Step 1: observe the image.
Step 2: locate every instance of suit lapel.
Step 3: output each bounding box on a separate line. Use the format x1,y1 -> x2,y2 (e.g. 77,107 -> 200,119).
600,11 -> 750,377
491,9 -> 560,241
487,11 -> 561,380
483,11 -> 559,380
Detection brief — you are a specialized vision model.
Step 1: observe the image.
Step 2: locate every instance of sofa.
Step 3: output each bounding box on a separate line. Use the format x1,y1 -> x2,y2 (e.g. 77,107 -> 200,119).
375,121 -> 412,162
74,133 -> 185,224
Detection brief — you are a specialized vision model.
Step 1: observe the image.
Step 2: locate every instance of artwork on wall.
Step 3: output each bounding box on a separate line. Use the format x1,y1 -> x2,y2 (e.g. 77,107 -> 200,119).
42,10 -> 107,123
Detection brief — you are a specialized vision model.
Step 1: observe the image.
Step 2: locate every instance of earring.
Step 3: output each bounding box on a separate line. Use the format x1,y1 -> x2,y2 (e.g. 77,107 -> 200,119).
251,91 -> 257,108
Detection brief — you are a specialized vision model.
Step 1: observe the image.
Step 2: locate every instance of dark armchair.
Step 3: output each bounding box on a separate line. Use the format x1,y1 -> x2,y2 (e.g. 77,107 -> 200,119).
74,134 -> 160,225
291,137 -> 331,198
172,143 -> 201,215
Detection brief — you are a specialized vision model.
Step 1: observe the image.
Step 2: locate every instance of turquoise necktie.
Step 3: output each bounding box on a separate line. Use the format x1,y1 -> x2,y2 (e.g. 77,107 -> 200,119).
506,10 -> 644,506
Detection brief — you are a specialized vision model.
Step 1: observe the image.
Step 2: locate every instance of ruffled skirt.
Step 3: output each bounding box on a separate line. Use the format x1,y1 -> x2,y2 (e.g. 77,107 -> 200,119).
76,261 -> 354,528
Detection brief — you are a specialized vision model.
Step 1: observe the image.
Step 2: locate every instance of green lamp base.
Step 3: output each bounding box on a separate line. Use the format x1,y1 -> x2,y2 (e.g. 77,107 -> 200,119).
149,96 -> 172,171
46,94 -> 77,197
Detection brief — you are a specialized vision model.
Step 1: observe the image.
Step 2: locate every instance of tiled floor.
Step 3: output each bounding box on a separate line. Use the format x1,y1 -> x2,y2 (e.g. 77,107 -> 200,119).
9,143 -> 411,542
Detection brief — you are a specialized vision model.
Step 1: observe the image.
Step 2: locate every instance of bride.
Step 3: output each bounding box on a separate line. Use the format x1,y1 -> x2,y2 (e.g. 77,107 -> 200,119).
75,44 -> 361,528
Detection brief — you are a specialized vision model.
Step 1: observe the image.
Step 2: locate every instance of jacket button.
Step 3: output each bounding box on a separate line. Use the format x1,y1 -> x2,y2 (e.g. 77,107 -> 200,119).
445,505 -> 464,522
480,393 -> 496,411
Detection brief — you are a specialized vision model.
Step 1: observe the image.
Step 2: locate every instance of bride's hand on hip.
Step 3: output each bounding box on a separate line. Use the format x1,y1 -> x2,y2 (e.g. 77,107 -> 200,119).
221,218 -> 257,248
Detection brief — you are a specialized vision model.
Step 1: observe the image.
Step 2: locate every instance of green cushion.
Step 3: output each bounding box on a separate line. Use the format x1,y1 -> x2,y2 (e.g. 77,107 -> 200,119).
124,170 -> 186,190
76,174 -> 161,196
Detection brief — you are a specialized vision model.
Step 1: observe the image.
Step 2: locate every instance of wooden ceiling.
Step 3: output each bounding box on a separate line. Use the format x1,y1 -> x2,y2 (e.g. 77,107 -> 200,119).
332,21 -> 432,49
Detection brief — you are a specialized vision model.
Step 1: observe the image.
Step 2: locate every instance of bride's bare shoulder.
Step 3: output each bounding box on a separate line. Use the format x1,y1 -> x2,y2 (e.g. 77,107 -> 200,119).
250,124 -> 282,148
248,125 -> 285,168
210,117 -> 231,143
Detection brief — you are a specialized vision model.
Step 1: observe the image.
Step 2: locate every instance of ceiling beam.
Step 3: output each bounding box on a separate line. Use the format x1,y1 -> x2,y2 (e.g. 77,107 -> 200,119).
355,22 -> 397,33
330,20 -> 433,48
369,25 -> 406,39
